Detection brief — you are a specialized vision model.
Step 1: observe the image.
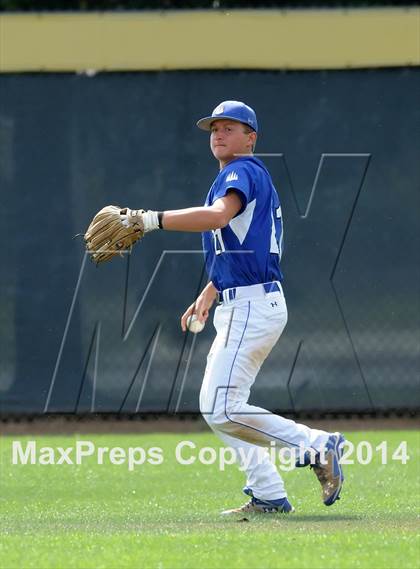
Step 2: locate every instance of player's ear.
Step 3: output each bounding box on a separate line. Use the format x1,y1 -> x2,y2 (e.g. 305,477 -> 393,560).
249,131 -> 257,152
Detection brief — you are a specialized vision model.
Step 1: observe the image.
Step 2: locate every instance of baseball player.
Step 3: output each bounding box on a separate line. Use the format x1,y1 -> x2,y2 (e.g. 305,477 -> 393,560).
91,100 -> 345,515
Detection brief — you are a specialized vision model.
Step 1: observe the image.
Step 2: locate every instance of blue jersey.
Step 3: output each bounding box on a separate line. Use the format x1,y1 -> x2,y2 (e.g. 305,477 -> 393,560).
202,156 -> 284,292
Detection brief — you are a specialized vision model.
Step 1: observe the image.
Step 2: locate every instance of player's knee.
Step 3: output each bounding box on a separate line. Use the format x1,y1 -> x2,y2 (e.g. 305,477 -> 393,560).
200,397 -> 239,431
203,410 -> 228,429
200,402 -> 226,428
199,397 -> 227,429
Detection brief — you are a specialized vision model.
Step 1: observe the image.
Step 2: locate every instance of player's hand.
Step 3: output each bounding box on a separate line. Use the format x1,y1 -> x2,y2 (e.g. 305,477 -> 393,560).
120,207 -> 144,227
181,283 -> 218,332
84,205 -> 144,265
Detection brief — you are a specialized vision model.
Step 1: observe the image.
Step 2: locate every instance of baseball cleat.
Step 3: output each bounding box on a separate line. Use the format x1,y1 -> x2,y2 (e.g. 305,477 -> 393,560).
312,433 -> 345,506
221,492 -> 295,516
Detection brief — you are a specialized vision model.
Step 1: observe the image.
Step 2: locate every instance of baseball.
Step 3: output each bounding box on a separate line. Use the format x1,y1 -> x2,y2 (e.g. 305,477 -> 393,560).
186,314 -> 205,334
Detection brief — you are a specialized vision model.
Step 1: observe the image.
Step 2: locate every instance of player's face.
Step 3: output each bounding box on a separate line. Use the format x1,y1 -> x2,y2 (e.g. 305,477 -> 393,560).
209,120 -> 256,165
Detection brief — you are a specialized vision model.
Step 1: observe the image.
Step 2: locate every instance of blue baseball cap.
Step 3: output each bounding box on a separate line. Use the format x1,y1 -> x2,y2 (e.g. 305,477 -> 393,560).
196,100 -> 258,133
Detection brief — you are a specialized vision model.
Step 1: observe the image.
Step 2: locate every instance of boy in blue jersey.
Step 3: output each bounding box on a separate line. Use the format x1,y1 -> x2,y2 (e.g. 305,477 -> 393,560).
123,101 -> 345,515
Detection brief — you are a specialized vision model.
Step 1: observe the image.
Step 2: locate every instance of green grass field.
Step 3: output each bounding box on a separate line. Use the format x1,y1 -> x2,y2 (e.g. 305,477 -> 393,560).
0,430 -> 419,569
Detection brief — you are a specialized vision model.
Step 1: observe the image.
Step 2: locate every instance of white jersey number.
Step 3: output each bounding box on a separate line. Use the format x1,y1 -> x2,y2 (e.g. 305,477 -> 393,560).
270,205 -> 284,258
213,228 -> 226,256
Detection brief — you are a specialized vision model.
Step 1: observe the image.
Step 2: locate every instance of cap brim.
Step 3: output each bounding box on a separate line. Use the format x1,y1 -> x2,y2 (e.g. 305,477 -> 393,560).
196,115 -> 252,131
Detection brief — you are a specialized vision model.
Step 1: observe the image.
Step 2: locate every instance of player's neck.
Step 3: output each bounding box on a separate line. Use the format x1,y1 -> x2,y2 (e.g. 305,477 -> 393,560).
218,152 -> 253,171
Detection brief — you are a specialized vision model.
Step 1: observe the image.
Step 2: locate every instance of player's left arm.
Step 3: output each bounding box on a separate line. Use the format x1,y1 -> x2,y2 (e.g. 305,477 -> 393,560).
160,190 -> 242,232
122,190 -> 242,234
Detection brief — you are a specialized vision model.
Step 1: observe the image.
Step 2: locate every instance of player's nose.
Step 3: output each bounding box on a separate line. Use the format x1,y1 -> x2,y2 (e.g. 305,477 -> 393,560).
212,128 -> 224,139
213,132 -> 225,143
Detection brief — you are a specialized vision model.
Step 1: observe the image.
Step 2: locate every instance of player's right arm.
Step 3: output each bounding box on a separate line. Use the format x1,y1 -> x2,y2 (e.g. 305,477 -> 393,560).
181,281 -> 218,331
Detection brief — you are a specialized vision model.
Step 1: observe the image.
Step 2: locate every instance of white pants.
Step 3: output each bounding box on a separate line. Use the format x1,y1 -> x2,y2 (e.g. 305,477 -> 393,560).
199,284 -> 329,501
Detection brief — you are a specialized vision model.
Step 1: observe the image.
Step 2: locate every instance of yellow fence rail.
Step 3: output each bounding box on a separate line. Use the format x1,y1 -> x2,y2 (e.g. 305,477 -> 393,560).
1,8 -> 419,72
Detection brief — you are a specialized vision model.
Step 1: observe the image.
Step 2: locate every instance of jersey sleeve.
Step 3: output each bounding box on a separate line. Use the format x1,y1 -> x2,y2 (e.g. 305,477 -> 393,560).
211,164 -> 253,214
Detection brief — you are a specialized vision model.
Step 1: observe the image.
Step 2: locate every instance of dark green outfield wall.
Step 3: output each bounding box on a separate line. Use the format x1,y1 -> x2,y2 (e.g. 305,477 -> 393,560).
0,69 -> 419,415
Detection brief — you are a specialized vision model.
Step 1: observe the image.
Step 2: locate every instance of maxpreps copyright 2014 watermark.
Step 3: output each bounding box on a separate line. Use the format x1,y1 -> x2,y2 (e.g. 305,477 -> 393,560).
10,439 -> 410,471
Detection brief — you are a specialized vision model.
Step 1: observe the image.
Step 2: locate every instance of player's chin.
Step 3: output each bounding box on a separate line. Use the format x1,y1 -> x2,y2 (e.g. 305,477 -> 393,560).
212,146 -> 232,161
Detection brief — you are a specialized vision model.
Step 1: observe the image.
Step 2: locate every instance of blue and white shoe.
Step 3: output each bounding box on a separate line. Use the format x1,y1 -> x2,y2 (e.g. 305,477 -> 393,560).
295,433 -> 345,506
221,487 -> 295,516
313,433 -> 345,506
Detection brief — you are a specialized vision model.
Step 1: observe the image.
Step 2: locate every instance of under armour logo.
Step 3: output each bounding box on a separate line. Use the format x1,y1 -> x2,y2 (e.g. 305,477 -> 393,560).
271,301 -> 278,307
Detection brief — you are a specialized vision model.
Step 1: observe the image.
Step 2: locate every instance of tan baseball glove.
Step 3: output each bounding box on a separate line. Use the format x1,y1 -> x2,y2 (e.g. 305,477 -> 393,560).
84,205 -> 145,264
